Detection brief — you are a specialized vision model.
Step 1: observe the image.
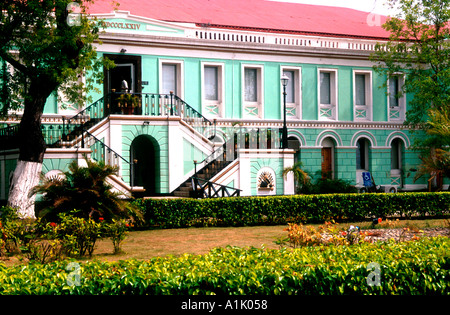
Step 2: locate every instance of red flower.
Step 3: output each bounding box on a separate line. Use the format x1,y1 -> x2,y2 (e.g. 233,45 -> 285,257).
99,217 -> 104,222
50,222 -> 57,228
341,231 -> 347,236
378,218 -> 382,224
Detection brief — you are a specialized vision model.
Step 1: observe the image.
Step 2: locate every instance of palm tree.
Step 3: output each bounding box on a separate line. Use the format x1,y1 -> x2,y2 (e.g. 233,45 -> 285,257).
414,108 -> 450,191
32,157 -> 143,223
282,161 -> 311,193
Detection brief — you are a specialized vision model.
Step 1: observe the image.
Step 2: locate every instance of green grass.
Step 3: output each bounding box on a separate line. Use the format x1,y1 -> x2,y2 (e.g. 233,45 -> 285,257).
2,218 -> 448,267
89,218 -> 449,262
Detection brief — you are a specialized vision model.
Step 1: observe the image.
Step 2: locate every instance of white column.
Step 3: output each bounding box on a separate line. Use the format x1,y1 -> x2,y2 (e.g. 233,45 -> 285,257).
283,150 -> 295,195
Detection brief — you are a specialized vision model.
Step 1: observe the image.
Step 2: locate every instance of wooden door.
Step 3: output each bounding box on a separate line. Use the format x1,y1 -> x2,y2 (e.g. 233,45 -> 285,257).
321,147 -> 332,179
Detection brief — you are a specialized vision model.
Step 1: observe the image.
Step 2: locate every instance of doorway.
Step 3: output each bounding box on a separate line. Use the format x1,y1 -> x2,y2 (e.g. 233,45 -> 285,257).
321,147 -> 332,179
103,54 -> 142,114
109,63 -> 135,93
321,137 -> 335,179
130,135 -> 159,196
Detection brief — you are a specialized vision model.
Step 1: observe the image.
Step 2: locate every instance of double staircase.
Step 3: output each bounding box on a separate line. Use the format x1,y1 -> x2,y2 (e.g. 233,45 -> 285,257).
1,92 -> 242,199
172,135 -> 242,198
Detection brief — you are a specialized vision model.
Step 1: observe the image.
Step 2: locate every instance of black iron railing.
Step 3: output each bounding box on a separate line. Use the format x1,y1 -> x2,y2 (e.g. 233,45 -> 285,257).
0,124 -> 20,150
79,129 -> 131,179
191,177 -> 241,198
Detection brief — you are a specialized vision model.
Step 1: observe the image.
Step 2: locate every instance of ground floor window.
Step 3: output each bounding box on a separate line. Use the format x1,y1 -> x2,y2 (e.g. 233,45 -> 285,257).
356,138 -> 370,171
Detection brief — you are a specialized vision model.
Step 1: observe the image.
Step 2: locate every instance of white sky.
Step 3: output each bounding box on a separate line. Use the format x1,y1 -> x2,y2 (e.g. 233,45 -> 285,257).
270,0 -> 397,16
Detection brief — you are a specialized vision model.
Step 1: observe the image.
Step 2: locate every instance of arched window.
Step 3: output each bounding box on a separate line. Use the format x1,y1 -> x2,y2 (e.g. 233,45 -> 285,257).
356,138 -> 370,171
391,138 -> 404,173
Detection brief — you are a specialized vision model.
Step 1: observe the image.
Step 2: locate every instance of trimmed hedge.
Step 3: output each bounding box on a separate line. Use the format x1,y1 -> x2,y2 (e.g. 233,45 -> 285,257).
0,237 -> 449,295
133,192 -> 450,229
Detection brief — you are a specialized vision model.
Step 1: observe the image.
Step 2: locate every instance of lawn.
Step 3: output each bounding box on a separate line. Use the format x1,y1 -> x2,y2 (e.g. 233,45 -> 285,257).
89,218 -> 449,262
1,217 -> 447,267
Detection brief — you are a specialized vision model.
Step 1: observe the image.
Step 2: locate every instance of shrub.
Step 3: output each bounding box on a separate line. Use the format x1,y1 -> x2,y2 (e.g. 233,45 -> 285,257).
300,178 -> 358,194
133,192 -> 450,229
53,212 -> 103,257
102,219 -> 131,254
0,237 -> 448,295
283,222 -> 366,248
0,210 -> 64,263
32,158 -> 143,224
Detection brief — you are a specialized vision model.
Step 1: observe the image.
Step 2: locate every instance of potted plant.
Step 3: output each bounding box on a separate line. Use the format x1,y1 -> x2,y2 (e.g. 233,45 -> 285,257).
116,93 -> 140,115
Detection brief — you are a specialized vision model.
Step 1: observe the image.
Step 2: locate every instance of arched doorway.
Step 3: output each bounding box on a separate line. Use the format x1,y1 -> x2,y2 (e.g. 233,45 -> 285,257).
321,137 -> 336,179
391,138 -> 405,187
130,135 -> 160,196
356,137 -> 371,186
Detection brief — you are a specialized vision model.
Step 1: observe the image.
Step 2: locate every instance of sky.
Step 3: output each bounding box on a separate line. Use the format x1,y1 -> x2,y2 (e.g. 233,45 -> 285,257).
271,0 -> 397,16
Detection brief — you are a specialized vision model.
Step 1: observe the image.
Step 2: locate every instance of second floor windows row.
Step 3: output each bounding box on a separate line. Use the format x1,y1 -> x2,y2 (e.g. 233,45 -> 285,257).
158,61 -> 405,122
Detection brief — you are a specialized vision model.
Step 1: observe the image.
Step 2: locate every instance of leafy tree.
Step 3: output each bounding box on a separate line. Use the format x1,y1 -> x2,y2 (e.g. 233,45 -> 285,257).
31,158 -> 143,224
0,0 -> 113,217
413,108 -> 450,190
371,0 -> 450,189
371,0 -> 450,130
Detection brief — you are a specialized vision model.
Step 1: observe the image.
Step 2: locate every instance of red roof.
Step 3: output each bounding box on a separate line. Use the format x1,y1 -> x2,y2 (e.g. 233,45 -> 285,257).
87,0 -> 391,39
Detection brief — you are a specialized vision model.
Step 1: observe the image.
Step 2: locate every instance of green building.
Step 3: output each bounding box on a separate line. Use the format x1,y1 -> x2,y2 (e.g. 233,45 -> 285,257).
0,0 -> 433,204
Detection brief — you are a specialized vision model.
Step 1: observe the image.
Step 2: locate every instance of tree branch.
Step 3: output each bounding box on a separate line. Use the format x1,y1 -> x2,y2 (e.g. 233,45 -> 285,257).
0,51 -> 30,76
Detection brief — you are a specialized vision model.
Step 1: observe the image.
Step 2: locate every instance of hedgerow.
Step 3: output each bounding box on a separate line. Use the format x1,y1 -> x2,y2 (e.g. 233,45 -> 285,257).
0,237 -> 448,295
133,192 -> 450,229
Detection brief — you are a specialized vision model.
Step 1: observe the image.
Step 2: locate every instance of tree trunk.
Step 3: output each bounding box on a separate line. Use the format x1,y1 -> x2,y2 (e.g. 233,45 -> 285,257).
7,161 -> 43,218
7,79 -> 55,218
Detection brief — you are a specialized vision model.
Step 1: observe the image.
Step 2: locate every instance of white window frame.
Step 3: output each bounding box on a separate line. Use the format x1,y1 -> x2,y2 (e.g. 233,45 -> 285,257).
388,73 -> 406,122
201,62 -> 225,118
353,70 -> 373,121
318,68 -> 338,121
159,59 -> 184,99
281,66 -> 302,120
242,64 -> 264,119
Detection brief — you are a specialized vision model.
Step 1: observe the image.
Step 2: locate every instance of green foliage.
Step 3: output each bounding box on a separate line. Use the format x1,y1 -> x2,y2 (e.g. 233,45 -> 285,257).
282,161 -> 311,188
32,158 -> 143,224
371,0 -> 450,128
1,208 -> 130,261
0,206 -> 19,222
299,177 -> 358,194
413,108 -> 450,190
52,212 -> 102,257
101,219 -> 131,254
133,192 -> 450,229
0,0 -> 112,115
0,237 -> 448,294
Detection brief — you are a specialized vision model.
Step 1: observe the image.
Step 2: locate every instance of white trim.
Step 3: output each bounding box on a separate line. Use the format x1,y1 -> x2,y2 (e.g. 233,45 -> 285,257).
280,66 -> 302,120
317,68 -> 338,121
316,129 -> 343,147
96,40 -> 380,68
352,69 -> 373,121
387,73 -> 406,122
351,130 -> 377,147
201,61 -> 225,118
158,59 -> 184,99
241,64 -> 264,119
385,131 -> 411,148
